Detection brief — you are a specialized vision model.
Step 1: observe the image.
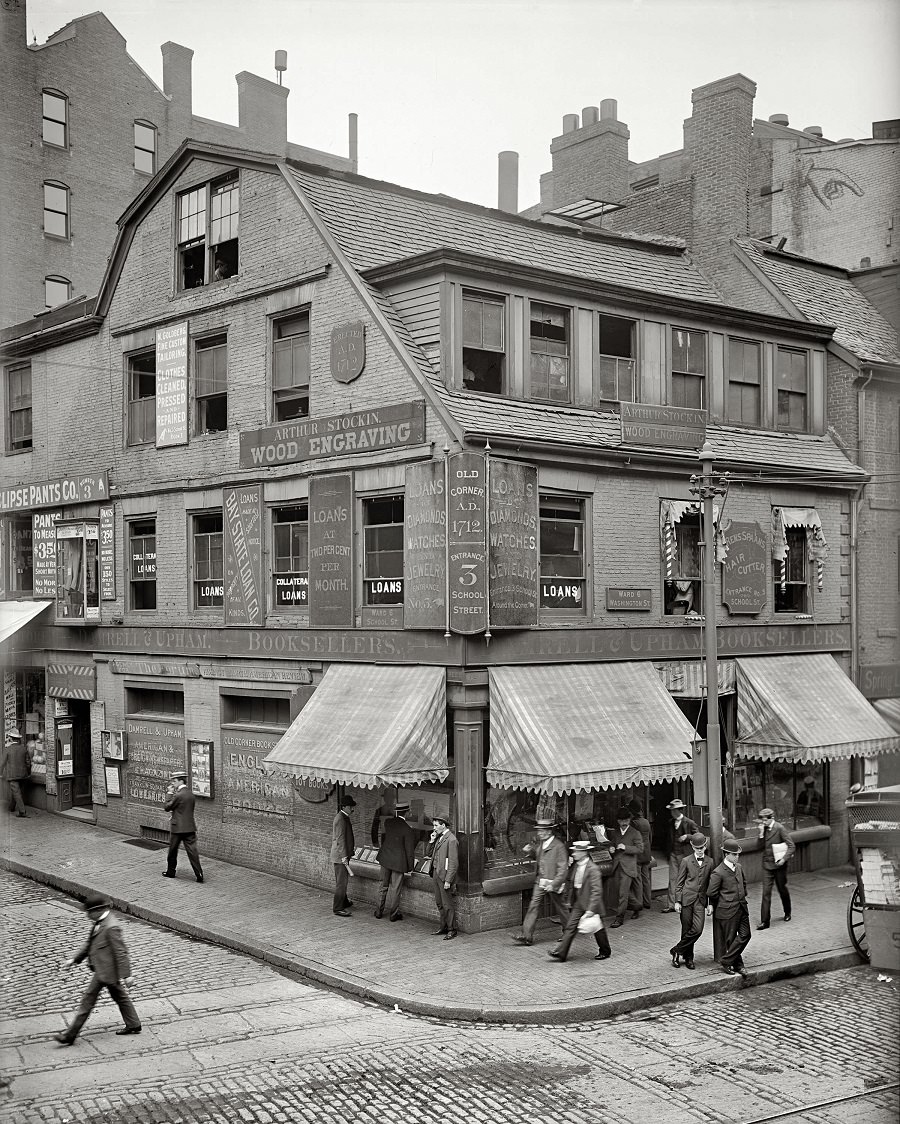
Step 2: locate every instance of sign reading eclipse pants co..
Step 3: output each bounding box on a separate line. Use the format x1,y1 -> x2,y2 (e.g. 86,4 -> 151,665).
308,473 -> 353,627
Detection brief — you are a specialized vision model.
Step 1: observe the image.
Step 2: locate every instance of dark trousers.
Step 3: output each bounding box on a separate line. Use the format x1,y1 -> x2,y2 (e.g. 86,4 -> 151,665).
377,868 -> 405,918
433,879 -> 456,933
672,899 -> 706,962
717,903 -> 751,969
760,864 -> 791,924
521,883 -> 570,941
613,867 -> 643,920
333,863 -> 351,913
8,778 -> 28,815
62,974 -> 141,1041
553,905 -> 611,961
167,831 -> 203,879
638,862 -> 653,910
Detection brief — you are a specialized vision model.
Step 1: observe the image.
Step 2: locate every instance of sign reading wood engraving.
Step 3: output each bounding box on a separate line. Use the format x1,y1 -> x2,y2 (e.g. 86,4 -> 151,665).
221,729 -> 291,819
239,401 -> 425,468
99,504 -> 116,601
0,473 -> 109,514
330,321 -> 365,384
223,485 -> 264,626
620,402 -> 706,450
722,521 -> 768,615
403,460 -> 446,629
606,587 -> 653,611
124,717 -> 185,806
155,321 -> 189,448
308,473 -> 354,627
489,460 -> 538,628
447,452 -> 487,635
32,510 -> 62,597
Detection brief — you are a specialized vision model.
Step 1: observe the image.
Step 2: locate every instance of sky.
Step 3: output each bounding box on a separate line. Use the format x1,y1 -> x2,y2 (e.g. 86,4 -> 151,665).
27,0 -> 900,212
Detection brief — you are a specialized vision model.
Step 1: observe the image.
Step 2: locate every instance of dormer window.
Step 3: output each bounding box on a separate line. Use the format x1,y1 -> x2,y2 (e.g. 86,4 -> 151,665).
177,172 -> 239,290
462,290 -> 505,394
530,302 -> 570,402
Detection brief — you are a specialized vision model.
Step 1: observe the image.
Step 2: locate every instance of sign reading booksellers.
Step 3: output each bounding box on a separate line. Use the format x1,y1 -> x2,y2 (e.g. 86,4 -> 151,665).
155,322 -> 189,448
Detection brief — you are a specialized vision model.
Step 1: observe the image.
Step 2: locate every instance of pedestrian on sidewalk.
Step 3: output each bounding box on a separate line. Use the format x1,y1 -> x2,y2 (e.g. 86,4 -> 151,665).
429,811 -> 458,940
549,842 -> 611,963
512,817 -> 569,946
670,831 -> 714,969
627,798 -> 653,911
756,808 -> 796,929
662,799 -> 699,912
330,793 -> 356,917
708,838 -> 752,977
608,807 -> 644,927
374,801 -> 416,921
54,893 -> 142,1045
162,770 -> 204,883
2,727 -> 31,817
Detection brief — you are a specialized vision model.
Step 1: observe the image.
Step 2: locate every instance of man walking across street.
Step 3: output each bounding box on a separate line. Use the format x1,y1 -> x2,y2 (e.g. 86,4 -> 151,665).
608,807 -> 644,927
670,831 -> 714,969
662,798 -> 699,912
756,807 -> 796,928
2,727 -> 31,817
163,770 -> 204,883
330,794 -> 356,917
512,817 -> 569,946
549,842 -> 611,963
708,838 -> 752,977
55,893 -> 142,1045
375,801 -> 416,921
627,798 -> 653,911
429,811 -> 459,940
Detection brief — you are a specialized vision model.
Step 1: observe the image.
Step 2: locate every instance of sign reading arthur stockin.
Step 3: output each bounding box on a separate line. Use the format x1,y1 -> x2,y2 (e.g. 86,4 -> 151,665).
404,461 -> 446,629
155,322 -> 189,448
308,473 -> 354,627
330,321 -> 365,384
223,486 -> 264,626
722,521 -> 767,615
239,401 -> 425,468
620,403 -> 706,450
489,460 -> 538,627
447,452 -> 487,635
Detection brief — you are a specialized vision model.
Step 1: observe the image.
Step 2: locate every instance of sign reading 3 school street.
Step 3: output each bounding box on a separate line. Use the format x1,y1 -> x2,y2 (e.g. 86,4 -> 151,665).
447,452 -> 487,635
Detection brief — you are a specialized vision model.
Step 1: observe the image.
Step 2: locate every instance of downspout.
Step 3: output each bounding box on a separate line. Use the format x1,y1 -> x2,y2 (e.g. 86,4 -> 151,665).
851,368 -> 873,687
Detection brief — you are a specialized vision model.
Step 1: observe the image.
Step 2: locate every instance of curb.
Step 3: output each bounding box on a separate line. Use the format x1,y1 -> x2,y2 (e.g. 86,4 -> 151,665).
2,858 -> 864,1025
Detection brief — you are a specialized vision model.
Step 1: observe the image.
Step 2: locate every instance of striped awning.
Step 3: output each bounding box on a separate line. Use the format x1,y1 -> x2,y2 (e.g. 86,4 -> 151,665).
487,662 -> 697,794
0,600 -> 52,648
873,698 -> 900,735
262,664 -> 448,788
735,654 -> 900,763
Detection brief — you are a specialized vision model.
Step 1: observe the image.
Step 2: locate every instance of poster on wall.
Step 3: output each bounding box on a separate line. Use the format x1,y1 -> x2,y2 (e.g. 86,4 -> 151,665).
90,700 -> 107,806
32,510 -> 62,597
99,505 -> 116,600
105,764 -> 121,797
56,719 -> 73,776
223,485 -> 264,626
155,321 -> 189,448
188,740 -> 213,798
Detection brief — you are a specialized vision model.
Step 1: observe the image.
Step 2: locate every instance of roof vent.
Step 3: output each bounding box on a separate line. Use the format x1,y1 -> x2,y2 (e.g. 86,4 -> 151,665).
769,113 -> 789,126
274,49 -> 287,85
803,125 -> 823,137
563,113 -> 580,134
582,106 -> 599,127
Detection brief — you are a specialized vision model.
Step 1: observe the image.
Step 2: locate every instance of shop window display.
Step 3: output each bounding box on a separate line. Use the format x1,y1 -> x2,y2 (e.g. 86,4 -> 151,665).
354,783 -> 454,873
730,761 -> 827,838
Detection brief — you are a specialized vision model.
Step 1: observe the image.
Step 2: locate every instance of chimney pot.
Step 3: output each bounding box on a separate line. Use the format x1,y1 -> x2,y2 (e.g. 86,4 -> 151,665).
498,150 -> 519,213
859,257 -> 871,269
600,98 -> 617,122
803,125 -> 823,137
563,113 -> 580,134
582,106 -> 599,127
769,113 -> 789,126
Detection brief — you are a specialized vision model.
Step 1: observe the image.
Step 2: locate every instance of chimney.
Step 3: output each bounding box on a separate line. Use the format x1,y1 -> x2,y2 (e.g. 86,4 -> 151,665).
498,151 -> 519,213
236,71 -> 288,154
161,42 -> 194,118
348,112 -> 358,171
549,98 -> 630,208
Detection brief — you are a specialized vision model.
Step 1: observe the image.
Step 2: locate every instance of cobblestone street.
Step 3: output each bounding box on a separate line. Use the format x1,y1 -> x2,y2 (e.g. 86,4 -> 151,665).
1,873 -> 897,1124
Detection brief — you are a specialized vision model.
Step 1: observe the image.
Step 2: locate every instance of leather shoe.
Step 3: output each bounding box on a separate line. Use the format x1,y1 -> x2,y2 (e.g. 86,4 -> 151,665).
333,909 -> 351,917
162,871 -> 175,878
115,1026 -> 142,1035
684,960 -> 696,970
669,948 -> 681,968
196,876 -> 204,883
610,919 -> 623,928
594,952 -> 611,960
630,911 -> 641,920
345,901 -> 353,908
735,966 -> 749,978
54,1033 -> 74,1046
723,965 -> 736,975
756,923 -> 769,930
783,915 -> 791,922
389,913 -> 403,922
548,950 -> 565,961
374,909 -> 384,918
433,928 -> 449,936
443,931 -> 457,941
661,907 -> 676,913
511,935 -> 532,945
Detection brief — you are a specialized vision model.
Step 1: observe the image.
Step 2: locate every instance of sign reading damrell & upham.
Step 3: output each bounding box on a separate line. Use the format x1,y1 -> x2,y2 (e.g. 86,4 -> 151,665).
239,401 -> 425,468
223,485 -> 264,626
620,402 -> 706,450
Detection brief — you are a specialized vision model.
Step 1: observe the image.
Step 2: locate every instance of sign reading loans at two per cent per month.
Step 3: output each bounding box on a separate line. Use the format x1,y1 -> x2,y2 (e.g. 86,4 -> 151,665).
155,322 -> 189,448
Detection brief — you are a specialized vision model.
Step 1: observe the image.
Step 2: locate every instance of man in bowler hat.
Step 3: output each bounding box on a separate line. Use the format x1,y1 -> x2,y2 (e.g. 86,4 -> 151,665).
512,817 -> 569,946
548,842 -> 611,963
55,893 -> 142,1045
708,838 -> 752,977
670,831 -> 714,969
608,807 -> 645,927
163,770 -> 204,882
375,801 -> 416,921
662,798 -> 699,912
330,793 -> 356,916
429,811 -> 459,939
756,807 -> 796,929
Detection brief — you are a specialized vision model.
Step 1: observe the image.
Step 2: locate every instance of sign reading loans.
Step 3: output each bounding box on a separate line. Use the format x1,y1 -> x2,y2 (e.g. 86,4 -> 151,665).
155,322 -> 189,448
721,521 -> 767,615
223,486 -> 264,626
308,473 -> 354,627
620,402 -> 706,450
330,321 -> 365,384
447,452 -> 487,635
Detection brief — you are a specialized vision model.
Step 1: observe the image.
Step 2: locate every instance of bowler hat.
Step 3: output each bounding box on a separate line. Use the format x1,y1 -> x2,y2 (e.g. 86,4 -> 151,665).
6,726 -> 21,740
689,832 -> 708,848
83,892 -> 110,911
722,839 -> 742,854
626,799 -> 642,815
340,794 -> 357,808
170,770 -> 187,780
666,799 -> 685,810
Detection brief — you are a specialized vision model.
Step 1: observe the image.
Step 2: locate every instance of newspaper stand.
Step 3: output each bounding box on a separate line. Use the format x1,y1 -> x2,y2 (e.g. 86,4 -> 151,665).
845,784 -> 900,971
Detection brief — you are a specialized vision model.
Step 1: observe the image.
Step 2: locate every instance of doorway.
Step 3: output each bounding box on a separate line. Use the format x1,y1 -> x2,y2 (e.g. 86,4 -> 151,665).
55,699 -> 93,810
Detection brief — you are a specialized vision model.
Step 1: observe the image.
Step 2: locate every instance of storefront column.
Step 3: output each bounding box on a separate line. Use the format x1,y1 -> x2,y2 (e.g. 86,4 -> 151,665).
449,673 -> 487,888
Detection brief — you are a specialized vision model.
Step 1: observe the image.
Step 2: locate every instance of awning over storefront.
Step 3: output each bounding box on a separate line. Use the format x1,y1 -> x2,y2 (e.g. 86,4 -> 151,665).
873,698 -> 900,735
487,662 -> 697,794
735,654 -> 900,763
0,600 -> 52,648
262,664 -> 448,788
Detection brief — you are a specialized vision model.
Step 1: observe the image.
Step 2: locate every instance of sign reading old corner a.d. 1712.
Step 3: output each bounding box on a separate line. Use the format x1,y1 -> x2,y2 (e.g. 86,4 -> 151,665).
330,322 -> 365,384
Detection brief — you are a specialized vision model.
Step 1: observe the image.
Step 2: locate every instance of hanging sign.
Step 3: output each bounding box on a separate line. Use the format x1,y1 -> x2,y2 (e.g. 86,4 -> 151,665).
223,485 -> 264,626
403,460 -> 446,630
722,521 -> 767,615
155,321 -> 189,448
488,460 -> 538,628
447,452 -> 487,635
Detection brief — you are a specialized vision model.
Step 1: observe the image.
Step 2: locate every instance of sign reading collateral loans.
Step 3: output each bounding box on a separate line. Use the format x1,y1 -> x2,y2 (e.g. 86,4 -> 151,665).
620,402 -> 706,450
239,400 -> 425,468
155,322 -> 189,448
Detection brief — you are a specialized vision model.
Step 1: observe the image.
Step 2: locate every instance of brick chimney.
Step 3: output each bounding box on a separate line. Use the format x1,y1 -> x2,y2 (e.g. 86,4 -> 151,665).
236,71 -> 288,154
498,150 -> 519,213
548,97 -> 630,208
161,41 -> 193,117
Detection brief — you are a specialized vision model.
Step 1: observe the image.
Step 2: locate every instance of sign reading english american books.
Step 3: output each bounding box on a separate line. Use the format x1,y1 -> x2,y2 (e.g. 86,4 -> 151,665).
239,400 -> 425,468
620,402 -> 706,450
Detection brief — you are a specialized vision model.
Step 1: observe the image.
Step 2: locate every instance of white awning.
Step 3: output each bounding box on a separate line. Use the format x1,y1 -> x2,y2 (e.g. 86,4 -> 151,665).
0,600 -> 52,648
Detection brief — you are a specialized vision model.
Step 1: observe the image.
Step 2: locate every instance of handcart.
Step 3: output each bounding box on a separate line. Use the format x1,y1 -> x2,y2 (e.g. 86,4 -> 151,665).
845,784 -> 900,971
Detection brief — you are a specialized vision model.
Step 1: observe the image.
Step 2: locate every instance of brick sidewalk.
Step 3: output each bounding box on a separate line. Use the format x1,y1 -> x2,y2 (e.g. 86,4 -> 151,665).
1,808 -> 862,1023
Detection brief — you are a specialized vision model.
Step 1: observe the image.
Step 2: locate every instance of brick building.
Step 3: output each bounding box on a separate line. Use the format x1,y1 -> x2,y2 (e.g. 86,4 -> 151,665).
2,141 -> 896,930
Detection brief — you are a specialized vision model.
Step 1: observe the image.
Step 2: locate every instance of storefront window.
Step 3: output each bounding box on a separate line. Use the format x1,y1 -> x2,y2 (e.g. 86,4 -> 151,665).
3,670 -> 47,777
353,782 -> 454,872
731,761 -> 827,838
55,521 -> 100,622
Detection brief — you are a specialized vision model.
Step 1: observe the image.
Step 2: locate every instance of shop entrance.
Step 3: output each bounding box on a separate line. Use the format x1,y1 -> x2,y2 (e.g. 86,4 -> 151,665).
55,699 -> 93,810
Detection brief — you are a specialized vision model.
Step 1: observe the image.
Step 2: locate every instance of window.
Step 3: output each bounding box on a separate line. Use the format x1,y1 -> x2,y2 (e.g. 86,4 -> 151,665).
671,328 -> 706,410
134,121 -> 156,175
596,314 -> 636,403
221,694 -> 290,727
664,511 -> 702,616
727,339 -> 761,426
177,172 -> 239,289
195,336 -> 227,433
43,182 -> 70,239
55,521 -> 99,622
192,512 -> 223,608
5,515 -> 33,594
462,290 -> 505,394
776,347 -> 808,431
6,363 -> 32,452
42,91 -> 68,147
530,302 -> 570,402
127,351 -> 156,445
272,505 -> 308,608
363,496 -> 403,606
44,276 -> 72,309
539,498 -> 585,611
273,313 -> 310,420
731,761 -> 827,838
129,519 -> 157,610
126,686 -> 184,717
774,527 -> 808,613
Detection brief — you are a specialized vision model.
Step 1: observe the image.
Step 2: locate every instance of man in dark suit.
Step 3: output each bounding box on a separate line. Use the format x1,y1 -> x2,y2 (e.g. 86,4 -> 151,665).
162,770 -> 203,882
662,798 -> 699,912
549,842 -> 611,963
429,811 -> 459,940
707,838 -> 752,977
671,831 -> 714,969
330,794 -> 356,917
627,798 -> 653,911
55,892 -> 142,1044
2,727 -> 31,817
375,801 -> 417,922
512,816 -> 570,946
608,807 -> 645,927
757,807 -> 796,929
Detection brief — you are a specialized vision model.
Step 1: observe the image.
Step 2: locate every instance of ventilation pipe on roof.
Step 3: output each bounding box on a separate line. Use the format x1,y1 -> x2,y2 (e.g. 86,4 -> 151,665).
498,150 -> 519,213
804,125 -> 823,137
563,113 -> 580,134
582,106 -> 599,127
349,112 -> 358,168
769,113 -> 789,126
600,98 -> 617,121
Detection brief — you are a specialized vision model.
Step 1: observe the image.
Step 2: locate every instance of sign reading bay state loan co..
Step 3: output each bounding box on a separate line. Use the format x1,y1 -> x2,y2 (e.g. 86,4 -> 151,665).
239,401 -> 425,468
403,460 -> 446,629
489,460 -> 538,628
620,402 -> 706,450
308,473 -> 353,627
155,322 -> 189,448
223,485 -> 264,626
447,452 -> 487,635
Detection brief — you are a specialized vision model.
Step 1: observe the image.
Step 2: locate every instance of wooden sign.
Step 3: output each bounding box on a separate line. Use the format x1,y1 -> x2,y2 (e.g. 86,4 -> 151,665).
404,460 -> 446,629
223,485 -> 264,627
620,402 -> 706,450
0,473 -> 109,514
447,452 -> 487,635
606,587 -> 652,611
330,321 -> 365,384
489,460 -> 538,628
722,521 -> 767,615
99,505 -> 116,600
32,510 -> 62,597
308,473 -> 354,627
155,321 -> 189,448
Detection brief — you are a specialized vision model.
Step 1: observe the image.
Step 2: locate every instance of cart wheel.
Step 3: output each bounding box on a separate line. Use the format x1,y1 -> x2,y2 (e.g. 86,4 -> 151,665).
847,886 -> 869,962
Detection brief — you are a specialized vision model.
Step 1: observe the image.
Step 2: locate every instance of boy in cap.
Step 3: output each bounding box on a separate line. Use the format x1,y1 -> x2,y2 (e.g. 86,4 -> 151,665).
608,807 -> 645,927
330,793 -> 357,916
670,832 -> 714,969
756,807 -> 795,928
375,800 -> 416,921
662,799 -> 699,912
512,817 -> 569,946
548,842 -> 611,963
163,770 -> 204,883
429,812 -> 458,939
2,727 -> 31,817
55,893 -> 142,1045
707,838 -> 751,977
